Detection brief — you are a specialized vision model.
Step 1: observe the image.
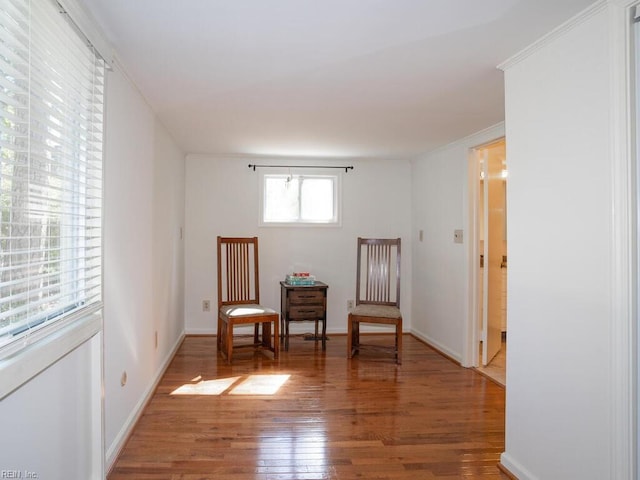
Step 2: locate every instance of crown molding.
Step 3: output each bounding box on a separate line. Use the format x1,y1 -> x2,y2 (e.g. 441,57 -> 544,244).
498,1 -> 607,71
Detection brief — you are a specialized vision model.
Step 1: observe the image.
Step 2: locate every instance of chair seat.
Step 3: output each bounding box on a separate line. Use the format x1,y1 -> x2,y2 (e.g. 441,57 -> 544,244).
351,304 -> 401,319
220,304 -> 277,317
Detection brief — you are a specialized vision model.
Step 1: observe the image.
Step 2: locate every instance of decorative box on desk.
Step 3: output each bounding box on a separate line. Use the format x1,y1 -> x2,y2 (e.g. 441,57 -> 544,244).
280,280 -> 328,351
284,273 -> 316,286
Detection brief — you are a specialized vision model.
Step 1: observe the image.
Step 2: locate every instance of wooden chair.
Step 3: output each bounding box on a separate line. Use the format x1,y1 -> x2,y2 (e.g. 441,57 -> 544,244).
347,237 -> 403,364
217,236 -> 279,364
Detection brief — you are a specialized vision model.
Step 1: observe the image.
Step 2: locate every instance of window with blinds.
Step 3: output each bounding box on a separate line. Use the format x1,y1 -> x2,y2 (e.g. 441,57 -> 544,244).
0,0 -> 105,355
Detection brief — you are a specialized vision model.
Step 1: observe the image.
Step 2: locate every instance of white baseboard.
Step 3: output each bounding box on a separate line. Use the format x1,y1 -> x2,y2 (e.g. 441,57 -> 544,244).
500,452 -> 538,480
105,331 -> 185,471
410,328 -> 462,364
185,327 -> 216,335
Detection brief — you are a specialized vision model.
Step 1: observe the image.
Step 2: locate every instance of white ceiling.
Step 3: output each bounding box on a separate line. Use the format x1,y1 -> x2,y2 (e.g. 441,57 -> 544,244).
80,0 -> 595,159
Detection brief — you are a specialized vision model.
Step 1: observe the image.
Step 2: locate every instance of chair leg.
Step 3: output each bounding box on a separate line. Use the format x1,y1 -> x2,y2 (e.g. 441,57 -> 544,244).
285,319 -> 290,351
347,316 -> 360,358
280,317 -> 285,348
262,321 -> 272,349
225,320 -> 233,365
347,315 -> 353,358
353,321 -> 359,355
272,317 -> 279,360
396,319 -> 403,365
253,323 -> 260,345
218,318 -> 228,358
259,318 -> 279,360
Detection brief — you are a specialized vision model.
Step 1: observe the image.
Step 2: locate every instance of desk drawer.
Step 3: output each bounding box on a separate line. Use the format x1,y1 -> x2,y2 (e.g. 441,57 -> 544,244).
289,290 -> 324,304
289,305 -> 324,319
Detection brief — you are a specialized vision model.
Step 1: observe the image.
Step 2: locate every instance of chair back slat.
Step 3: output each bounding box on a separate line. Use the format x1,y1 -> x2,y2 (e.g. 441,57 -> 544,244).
366,243 -> 391,303
218,237 -> 260,306
356,237 -> 401,308
226,242 -> 249,302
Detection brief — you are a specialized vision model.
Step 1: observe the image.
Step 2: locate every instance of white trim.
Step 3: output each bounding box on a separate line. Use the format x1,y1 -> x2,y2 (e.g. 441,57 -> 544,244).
0,303 -> 103,359
0,309 -> 102,399
185,327 -> 217,335
465,147 -> 481,369
611,0 -> 640,10
609,1 -> 638,478
106,332 -> 185,471
410,328 -> 462,364
499,452 -> 540,480
498,1 -> 607,71
610,1 -> 637,478
418,122 -> 505,159
90,332 -> 105,480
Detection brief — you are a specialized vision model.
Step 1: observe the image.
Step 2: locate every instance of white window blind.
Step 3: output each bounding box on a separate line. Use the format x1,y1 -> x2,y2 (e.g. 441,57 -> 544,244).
0,0 -> 105,355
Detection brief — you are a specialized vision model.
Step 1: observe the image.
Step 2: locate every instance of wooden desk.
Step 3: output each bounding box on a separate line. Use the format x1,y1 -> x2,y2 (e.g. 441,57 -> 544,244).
280,281 -> 328,351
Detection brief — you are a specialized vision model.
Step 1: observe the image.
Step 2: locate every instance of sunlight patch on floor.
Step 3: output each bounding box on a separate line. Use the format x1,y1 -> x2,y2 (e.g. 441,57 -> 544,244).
171,376 -> 242,395
230,374 -> 290,395
171,374 -> 290,396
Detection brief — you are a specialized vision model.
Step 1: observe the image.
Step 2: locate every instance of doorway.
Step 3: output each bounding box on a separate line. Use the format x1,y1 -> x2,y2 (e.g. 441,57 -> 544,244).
471,138 -> 507,386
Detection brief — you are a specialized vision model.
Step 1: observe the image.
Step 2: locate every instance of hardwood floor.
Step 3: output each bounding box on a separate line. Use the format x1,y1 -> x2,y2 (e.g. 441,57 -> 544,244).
108,334 -> 508,480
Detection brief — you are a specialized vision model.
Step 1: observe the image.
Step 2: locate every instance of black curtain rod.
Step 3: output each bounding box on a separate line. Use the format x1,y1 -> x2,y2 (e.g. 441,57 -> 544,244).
248,164 -> 354,173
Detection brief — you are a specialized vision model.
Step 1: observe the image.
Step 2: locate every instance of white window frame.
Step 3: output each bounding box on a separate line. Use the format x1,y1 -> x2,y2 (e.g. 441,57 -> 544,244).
259,169 -> 342,227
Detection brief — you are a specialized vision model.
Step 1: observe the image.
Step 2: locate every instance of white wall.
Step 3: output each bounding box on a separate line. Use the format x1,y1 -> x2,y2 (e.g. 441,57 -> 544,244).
0,334 -> 102,479
500,5 -> 613,479
411,124 -> 504,362
103,63 -> 185,467
184,156 -> 412,335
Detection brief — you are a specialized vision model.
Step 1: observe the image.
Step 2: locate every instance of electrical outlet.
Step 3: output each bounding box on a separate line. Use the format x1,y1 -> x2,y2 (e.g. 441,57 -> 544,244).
202,300 -> 211,312
347,300 -> 354,309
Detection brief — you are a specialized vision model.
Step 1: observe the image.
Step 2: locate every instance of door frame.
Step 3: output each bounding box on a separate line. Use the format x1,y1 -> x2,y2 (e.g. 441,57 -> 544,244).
464,136 -> 506,368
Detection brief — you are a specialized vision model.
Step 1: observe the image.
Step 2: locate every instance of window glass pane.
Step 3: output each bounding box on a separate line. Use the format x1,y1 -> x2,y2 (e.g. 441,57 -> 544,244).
264,176 -> 299,222
300,177 -> 334,221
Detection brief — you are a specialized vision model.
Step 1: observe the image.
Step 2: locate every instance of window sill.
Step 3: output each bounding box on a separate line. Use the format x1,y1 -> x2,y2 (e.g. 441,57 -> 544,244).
0,308 -> 102,399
